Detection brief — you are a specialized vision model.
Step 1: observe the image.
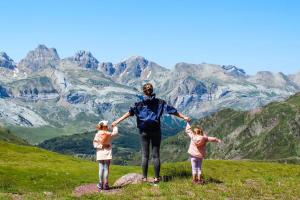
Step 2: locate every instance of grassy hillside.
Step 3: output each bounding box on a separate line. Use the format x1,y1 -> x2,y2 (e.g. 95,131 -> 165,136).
161,92 -> 300,163
1,140 -> 300,199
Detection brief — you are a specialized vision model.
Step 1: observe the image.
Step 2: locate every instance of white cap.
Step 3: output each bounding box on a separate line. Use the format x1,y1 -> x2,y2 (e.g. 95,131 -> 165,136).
98,120 -> 108,126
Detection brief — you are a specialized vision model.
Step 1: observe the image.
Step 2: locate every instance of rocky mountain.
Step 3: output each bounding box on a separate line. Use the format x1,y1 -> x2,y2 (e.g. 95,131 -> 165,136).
289,72 -> 300,86
0,52 -> 16,70
18,45 -> 60,73
67,50 -> 99,69
0,44 -> 299,145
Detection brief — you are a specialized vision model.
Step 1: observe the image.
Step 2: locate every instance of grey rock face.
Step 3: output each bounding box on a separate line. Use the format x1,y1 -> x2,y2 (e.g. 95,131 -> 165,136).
248,71 -> 299,91
0,85 -> 11,98
96,102 -> 112,114
66,91 -> 88,104
98,62 -> 115,75
112,56 -> 170,87
0,52 -> 16,70
10,76 -> 59,101
222,65 -> 246,77
114,56 -> 149,77
18,45 -> 60,72
69,50 -> 99,69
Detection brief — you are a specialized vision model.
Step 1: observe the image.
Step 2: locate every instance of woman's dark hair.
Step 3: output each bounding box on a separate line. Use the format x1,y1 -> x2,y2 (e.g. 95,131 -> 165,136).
142,83 -> 153,96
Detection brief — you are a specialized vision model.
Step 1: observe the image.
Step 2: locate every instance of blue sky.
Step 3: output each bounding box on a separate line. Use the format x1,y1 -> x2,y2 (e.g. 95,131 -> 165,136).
0,0 -> 299,75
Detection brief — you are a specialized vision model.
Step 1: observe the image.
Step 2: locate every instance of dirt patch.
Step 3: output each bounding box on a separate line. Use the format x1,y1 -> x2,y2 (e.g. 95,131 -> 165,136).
72,183 -> 122,198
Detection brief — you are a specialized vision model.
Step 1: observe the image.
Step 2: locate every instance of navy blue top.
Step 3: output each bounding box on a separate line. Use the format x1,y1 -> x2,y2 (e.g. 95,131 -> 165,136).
129,94 -> 178,131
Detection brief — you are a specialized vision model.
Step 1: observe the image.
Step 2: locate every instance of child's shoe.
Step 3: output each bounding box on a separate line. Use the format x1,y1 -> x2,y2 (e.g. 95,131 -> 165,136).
192,179 -> 198,184
97,182 -> 103,190
197,178 -> 205,185
153,177 -> 160,186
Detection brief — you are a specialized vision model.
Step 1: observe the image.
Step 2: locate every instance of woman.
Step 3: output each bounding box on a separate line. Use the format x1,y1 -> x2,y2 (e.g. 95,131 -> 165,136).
112,83 -> 191,184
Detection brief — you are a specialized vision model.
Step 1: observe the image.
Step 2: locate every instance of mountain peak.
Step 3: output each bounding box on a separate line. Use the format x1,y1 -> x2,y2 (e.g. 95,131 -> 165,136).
126,55 -> 148,62
18,44 -> 60,72
221,65 -> 246,76
36,44 -> 49,50
70,50 -> 99,69
114,56 -> 150,75
0,52 -> 16,70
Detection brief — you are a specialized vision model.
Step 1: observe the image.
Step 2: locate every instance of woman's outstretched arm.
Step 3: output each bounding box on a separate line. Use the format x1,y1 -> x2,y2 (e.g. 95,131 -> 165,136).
172,112 -> 192,122
112,112 -> 131,127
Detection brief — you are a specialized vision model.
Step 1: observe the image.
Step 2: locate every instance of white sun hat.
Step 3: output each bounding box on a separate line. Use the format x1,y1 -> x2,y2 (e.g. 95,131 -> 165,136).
98,120 -> 108,126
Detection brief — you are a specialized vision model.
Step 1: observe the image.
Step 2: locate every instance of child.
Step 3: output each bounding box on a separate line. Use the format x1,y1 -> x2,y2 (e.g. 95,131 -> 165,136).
185,122 -> 221,184
93,120 -> 118,190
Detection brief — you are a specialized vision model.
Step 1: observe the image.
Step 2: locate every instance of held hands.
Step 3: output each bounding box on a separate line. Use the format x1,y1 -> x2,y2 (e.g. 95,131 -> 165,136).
111,121 -> 118,127
184,116 -> 192,122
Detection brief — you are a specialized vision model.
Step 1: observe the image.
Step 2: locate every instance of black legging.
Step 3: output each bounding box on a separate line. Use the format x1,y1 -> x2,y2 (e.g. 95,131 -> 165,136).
140,130 -> 161,178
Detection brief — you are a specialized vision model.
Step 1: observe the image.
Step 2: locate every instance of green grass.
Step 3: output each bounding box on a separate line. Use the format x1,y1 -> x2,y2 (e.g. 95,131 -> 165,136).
1,140 -> 300,199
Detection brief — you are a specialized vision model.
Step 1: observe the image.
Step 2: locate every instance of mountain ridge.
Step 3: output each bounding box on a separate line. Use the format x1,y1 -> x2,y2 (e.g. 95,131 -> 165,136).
0,44 -> 299,146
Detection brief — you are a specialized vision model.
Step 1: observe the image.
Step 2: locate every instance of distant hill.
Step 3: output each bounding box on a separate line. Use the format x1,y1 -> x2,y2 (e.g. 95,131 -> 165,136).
0,127 -> 28,145
38,127 -> 141,165
161,92 -> 300,163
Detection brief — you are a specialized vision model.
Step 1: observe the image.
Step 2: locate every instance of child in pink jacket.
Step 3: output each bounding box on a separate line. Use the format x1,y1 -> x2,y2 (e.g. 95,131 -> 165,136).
185,122 -> 221,184
93,120 -> 118,190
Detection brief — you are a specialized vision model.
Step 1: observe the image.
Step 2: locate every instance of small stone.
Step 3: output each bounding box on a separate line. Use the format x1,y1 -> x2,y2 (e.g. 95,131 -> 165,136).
43,191 -> 53,196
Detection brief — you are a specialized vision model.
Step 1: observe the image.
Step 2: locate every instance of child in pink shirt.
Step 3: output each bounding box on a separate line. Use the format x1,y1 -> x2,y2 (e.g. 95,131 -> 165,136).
185,122 -> 221,184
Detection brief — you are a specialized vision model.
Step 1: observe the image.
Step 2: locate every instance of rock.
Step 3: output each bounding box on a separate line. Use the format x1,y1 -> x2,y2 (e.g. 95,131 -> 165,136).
43,191 -> 53,196
98,62 -> 115,75
114,56 -> 149,77
0,85 -> 11,98
0,52 -> 16,70
10,76 -> 59,101
113,173 -> 144,187
18,44 -> 60,72
66,91 -> 88,104
222,65 -> 246,77
69,50 -> 99,69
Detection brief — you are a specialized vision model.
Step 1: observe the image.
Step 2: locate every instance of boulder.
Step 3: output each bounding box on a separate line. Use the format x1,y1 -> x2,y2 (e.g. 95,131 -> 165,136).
113,173 -> 144,187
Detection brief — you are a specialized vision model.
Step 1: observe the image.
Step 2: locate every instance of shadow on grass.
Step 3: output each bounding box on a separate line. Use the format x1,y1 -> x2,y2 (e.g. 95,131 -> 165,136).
161,172 -> 223,184
202,176 -> 223,184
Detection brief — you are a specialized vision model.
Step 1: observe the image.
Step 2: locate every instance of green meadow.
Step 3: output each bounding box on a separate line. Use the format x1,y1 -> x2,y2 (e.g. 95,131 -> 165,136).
1,139 -> 300,200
